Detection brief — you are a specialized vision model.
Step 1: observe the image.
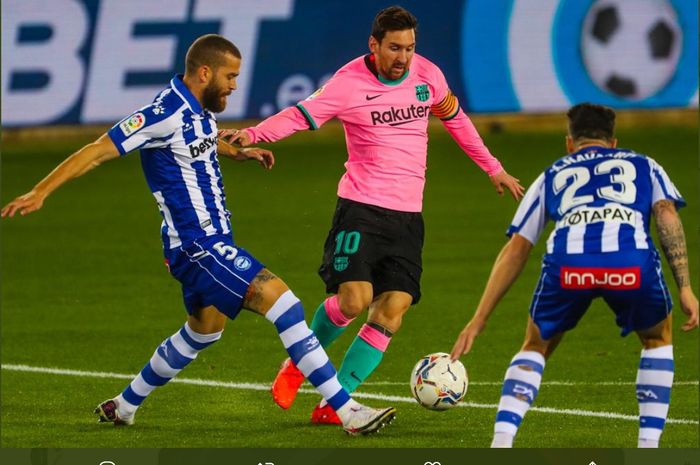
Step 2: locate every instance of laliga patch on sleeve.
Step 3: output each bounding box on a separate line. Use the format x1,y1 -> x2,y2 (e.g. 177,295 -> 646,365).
305,85 -> 325,101
120,112 -> 146,136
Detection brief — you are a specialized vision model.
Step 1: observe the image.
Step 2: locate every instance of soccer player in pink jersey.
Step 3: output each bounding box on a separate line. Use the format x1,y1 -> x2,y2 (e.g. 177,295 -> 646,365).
221,6 -> 524,424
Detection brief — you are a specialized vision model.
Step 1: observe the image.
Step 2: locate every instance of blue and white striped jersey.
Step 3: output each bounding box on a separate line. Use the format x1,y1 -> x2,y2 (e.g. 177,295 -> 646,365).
108,75 -> 230,249
507,146 -> 685,255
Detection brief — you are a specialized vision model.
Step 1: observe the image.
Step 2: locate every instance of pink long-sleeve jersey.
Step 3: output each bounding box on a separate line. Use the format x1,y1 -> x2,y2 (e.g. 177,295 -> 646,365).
246,53 -> 502,212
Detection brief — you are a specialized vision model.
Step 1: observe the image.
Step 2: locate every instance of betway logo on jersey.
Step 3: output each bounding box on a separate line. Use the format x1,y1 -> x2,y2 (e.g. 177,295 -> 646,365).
189,136 -> 217,158
370,104 -> 431,126
561,266 -> 641,290
557,205 -> 636,228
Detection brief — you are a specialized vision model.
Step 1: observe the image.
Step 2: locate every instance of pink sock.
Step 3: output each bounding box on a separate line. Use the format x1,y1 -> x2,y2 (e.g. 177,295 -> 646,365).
325,295 -> 354,327
358,324 -> 391,352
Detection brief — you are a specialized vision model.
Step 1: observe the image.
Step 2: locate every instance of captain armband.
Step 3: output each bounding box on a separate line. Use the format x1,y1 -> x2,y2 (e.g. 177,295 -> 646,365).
430,90 -> 460,121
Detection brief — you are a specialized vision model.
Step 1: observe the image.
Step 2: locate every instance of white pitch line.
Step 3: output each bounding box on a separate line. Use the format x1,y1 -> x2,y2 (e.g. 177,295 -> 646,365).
1,364 -> 272,392
2,363 -> 697,426
361,380 -> 699,387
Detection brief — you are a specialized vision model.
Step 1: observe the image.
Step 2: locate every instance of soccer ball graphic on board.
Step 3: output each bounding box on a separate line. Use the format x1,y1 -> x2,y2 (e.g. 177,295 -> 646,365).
581,0 -> 682,101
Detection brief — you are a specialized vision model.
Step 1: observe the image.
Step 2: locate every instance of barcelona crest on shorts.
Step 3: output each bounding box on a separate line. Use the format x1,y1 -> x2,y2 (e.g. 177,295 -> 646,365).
415,84 -> 430,102
334,256 -> 349,271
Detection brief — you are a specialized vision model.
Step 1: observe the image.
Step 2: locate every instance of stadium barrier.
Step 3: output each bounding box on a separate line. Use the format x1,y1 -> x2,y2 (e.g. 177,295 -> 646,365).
2,109 -> 696,144
2,0 -> 697,127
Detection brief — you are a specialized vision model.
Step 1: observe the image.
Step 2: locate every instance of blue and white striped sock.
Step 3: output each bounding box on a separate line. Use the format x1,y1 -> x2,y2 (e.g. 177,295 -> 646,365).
265,290 -> 358,421
637,345 -> 674,448
492,351 -> 545,447
116,323 -> 222,417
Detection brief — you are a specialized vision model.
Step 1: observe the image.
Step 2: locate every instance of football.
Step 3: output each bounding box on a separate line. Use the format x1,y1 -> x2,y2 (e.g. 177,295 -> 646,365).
580,0 -> 681,101
410,353 -> 468,410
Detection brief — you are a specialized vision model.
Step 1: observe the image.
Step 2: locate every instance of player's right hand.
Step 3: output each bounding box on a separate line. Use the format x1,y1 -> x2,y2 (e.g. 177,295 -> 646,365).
679,287 -> 699,331
489,169 -> 524,200
218,128 -> 252,147
1,190 -> 46,218
450,318 -> 486,361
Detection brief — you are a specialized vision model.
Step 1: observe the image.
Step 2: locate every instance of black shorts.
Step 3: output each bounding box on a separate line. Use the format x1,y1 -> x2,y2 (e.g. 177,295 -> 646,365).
318,198 -> 424,303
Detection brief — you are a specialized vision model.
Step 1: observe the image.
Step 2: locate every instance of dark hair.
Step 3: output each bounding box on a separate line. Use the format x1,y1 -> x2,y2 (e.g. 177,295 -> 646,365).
185,34 -> 241,75
567,103 -> 616,141
371,6 -> 418,42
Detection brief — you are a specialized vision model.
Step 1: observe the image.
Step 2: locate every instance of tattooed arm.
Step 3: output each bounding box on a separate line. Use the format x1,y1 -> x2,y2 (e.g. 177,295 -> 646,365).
654,199 -> 691,287
653,199 -> 699,331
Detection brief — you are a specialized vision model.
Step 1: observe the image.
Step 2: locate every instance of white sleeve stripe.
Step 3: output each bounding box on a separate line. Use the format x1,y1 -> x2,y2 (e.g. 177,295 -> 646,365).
119,110 -> 183,153
510,173 -> 545,228
515,203 -> 544,244
509,173 -> 546,245
648,158 -> 685,206
658,169 -> 684,200
123,133 -> 177,156
653,169 -> 673,198
513,196 -> 541,230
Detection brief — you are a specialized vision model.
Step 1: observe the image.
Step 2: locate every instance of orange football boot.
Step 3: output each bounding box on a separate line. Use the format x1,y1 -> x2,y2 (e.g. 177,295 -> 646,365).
271,358 -> 305,409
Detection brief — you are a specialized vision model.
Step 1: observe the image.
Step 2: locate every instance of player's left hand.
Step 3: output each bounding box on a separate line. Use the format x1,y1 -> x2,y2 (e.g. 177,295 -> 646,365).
232,147 -> 275,170
489,170 -> 524,200
679,287 -> 699,331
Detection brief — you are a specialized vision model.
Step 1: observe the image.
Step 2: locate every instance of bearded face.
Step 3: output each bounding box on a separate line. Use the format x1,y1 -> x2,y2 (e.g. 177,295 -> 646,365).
199,54 -> 240,113
201,77 -> 230,113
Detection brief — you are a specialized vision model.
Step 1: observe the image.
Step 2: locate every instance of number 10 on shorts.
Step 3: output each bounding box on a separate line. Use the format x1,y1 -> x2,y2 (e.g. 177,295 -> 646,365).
333,231 -> 360,272
334,230 -> 361,255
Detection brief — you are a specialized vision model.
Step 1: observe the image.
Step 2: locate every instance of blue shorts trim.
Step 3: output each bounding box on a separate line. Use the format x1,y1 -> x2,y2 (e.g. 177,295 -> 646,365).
165,235 -> 265,319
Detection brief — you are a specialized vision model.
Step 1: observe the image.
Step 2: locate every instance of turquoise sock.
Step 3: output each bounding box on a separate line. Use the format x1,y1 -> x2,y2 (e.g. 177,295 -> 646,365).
337,337 -> 385,393
309,301 -> 348,347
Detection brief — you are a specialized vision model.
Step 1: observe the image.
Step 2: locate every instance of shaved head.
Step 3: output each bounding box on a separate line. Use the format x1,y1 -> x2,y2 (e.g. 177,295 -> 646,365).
185,34 -> 241,76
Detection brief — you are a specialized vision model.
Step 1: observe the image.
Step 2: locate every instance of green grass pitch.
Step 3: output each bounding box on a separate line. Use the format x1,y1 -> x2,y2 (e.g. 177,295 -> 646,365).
1,121 -> 697,447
